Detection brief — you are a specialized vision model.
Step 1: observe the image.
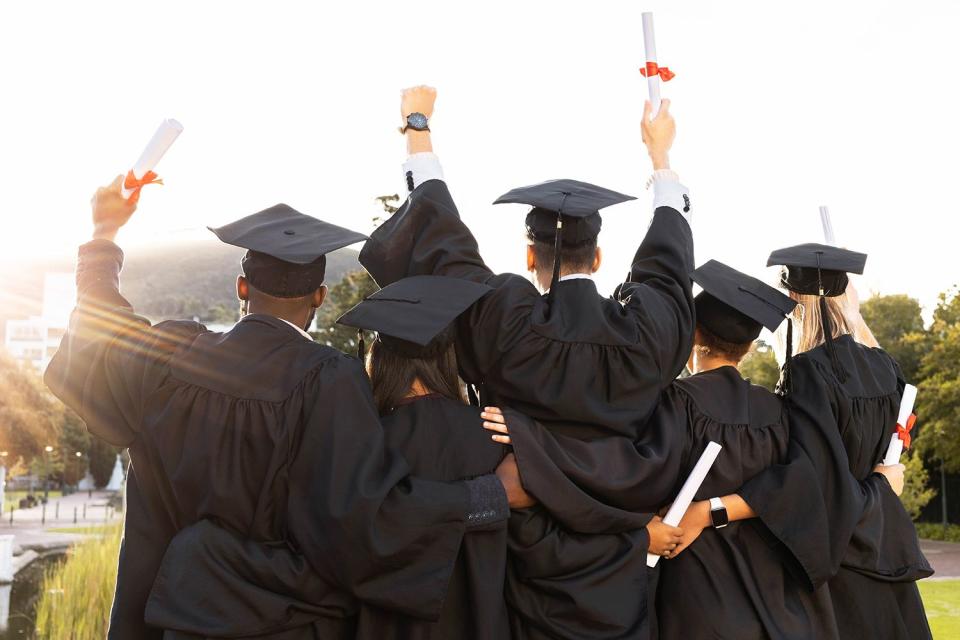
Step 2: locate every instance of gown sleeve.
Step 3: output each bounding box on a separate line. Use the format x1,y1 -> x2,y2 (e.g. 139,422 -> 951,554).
615,205 -> 696,388
44,239 -> 205,446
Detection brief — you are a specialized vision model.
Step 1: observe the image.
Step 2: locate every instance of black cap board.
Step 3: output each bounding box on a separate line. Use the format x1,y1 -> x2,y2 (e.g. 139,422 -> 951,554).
493,179 -> 636,296
767,243 -> 867,297
208,204 -> 368,298
691,260 -> 797,344
337,275 -> 492,357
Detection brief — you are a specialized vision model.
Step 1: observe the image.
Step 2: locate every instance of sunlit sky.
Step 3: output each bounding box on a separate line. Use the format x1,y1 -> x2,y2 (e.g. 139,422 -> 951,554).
1,0 -> 958,319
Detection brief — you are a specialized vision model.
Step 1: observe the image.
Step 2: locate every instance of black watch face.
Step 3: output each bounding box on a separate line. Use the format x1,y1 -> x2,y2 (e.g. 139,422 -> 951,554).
407,112 -> 429,130
711,507 -> 729,528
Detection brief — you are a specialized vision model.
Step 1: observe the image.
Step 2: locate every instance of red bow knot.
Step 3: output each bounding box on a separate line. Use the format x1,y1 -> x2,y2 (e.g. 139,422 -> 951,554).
896,413 -> 917,449
640,62 -> 676,82
123,169 -> 163,204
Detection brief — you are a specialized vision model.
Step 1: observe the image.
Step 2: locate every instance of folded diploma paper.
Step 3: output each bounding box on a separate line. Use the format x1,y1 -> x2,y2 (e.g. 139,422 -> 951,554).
121,118 -> 184,201
647,440 -> 722,568
819,206 -> 837,246
883,384 -> 918,466
640,12 -> 674,117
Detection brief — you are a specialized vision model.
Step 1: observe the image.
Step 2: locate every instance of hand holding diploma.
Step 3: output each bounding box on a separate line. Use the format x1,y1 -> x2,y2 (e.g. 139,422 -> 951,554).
883,384 -> 918,466
647,441 -> 722,567
121,118 -> 184,202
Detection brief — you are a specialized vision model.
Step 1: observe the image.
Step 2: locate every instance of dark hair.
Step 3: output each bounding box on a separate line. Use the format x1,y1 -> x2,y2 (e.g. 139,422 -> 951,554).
528,236 -> 597,275
367,339 -> 465,415
695,322 -> 752,362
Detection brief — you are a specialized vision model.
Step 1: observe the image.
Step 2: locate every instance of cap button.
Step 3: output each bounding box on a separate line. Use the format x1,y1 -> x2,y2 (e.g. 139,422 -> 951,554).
284,229 -> 296,236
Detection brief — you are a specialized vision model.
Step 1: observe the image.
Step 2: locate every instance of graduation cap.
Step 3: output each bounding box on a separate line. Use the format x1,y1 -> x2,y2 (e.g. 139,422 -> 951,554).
208,204 -> 368,298
493,179 -> 636,295
767,243 -> 867,298
766,243 -> 868,382
691,260 -> 797,344
337,275 -> 492,359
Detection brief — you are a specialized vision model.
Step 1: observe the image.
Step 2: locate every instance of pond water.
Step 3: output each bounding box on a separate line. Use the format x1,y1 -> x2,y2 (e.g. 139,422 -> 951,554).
0,554 -> 64,639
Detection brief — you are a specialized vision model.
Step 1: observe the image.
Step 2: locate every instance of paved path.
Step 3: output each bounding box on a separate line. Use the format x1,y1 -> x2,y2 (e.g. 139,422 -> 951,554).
921,539 -> 960,580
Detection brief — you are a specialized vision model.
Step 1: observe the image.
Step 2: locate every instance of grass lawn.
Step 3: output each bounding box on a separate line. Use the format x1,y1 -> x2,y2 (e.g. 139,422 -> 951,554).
919,580 -> 960,638
46,525 -> 116,535
2,489 -> 63,513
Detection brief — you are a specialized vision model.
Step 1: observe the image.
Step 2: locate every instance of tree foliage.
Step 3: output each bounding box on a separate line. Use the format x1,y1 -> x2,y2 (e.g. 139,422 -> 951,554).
860,294 -> 927,381
738,341 -> 780,391
312,269 -> 380,356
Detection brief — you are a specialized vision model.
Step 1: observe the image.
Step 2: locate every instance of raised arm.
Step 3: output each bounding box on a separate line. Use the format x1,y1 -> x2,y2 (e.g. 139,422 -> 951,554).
360,86 -> 496,287
617,100 -> 696,385
44,177 -> 203,446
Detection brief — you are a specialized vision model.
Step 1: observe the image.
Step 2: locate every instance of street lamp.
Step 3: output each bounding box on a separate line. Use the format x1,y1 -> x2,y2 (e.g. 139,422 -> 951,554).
43,445 -> 54,501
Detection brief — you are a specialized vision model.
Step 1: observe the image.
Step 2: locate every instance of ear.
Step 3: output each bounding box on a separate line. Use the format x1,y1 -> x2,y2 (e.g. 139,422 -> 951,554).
526,245 -> 536,273
592,246 -> 602,273
312,285 -> 328,308
236,275 -> 249,301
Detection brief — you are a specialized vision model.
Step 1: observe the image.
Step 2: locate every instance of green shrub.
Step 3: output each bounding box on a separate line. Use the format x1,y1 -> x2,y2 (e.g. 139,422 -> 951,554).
34,524 -> 121,639
915,522 -> 960,543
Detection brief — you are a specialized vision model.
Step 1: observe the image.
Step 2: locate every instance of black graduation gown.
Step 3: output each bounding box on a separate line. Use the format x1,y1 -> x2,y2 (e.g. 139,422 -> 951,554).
739,336 -> 933,640
353,394 -> 510,639
359,179 -> 696,638
44,240 -> 504,640
650,367 -> 838,640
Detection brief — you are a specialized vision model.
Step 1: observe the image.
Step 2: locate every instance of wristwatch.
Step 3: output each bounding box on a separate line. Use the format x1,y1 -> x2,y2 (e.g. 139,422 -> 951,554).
400,112 -> 430,134
709,497 -> 728,529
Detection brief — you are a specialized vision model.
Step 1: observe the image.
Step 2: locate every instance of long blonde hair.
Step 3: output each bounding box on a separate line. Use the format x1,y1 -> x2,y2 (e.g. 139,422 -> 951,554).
772,289 -> 856,366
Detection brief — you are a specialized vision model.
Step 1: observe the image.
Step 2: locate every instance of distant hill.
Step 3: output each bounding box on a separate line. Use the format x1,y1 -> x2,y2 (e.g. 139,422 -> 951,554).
0,241 -> 361,339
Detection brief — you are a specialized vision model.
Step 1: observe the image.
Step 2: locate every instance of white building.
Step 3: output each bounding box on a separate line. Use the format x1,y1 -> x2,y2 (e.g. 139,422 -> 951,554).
3,273 -> 74,371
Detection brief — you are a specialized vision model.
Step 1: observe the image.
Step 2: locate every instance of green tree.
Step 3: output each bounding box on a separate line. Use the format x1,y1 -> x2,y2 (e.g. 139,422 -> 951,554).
860,294 -> 927,381
914,288 -> 960,473
59,408 -> 92,486
739,341 -> 780,391
900,449 -> 936,520
312,269 -> 379,356
0,354 -> 62,462
89,437 -> 119,489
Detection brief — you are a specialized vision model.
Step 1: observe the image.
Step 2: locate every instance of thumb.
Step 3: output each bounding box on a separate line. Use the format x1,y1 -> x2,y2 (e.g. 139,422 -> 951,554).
109,174 -> 125,191
657,98 -> 671,118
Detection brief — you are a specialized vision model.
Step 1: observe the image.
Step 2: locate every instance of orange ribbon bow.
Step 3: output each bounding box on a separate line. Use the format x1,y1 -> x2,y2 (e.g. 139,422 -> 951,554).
640,61 -> 676,81
123,169 -> 163,204
896,413 -> 917,449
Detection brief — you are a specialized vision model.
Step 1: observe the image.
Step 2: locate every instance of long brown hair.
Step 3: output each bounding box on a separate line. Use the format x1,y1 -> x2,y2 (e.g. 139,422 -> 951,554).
367,339 -> 465,415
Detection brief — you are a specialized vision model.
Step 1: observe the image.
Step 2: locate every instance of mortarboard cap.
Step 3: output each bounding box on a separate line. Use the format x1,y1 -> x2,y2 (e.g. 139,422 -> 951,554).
766,243 -> 867,298
691,260 -> 797,344
208,204 -> 367,298
337,275 -> 492,358
493,179 -> 635,296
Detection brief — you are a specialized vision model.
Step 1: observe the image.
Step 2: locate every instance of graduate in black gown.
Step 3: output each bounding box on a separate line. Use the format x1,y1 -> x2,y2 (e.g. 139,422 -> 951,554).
340,275 -> 511,639
639,260 -> 840,639
356,87 -> 694,638
737,244 -> 933,640
43,177 -> 520,640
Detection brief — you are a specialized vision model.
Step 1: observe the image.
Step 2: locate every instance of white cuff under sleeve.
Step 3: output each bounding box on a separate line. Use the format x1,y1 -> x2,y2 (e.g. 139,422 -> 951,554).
651,171 -> 691,225
402,152 -> 445,192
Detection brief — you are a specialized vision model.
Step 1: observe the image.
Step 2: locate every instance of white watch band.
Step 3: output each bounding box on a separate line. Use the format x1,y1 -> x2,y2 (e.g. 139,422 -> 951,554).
709,497 -> 724,511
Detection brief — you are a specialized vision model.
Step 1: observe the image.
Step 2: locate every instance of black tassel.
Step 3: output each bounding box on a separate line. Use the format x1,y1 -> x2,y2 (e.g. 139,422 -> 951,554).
547,193 -> 570,308
820,295 -> 847,382
357,329 -> 365,361
780,315 -> 794,395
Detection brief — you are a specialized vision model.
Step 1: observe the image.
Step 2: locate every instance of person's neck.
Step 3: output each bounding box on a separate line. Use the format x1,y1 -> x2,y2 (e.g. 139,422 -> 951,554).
535,270 -> 593,293
692,354 -> 740,375
246,304 -> 310,330
404,378 -> 433,398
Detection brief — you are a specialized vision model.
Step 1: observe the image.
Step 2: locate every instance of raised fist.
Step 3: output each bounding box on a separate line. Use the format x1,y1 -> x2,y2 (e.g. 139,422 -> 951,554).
400,85 -> 437,123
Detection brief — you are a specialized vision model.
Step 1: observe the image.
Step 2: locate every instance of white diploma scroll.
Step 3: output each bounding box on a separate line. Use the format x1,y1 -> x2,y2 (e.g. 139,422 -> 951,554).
647,441 -> 723,568
819,206 -> 836,246
121,119 -> 184,199
641,12 -> 662,116
883,384 -> 918,465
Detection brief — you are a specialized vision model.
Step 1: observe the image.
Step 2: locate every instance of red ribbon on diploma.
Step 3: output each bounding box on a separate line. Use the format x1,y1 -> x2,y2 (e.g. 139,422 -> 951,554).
896,413 -> 917,449
123,169 -> 163,204
640,62 -> 675,81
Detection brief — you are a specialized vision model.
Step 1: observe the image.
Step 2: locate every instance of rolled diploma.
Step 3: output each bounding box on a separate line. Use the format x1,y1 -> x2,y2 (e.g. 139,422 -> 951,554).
121,119 -> 184,198
647,440 -> 722,568
641,12 -> 661,116
883,383 -> 917,465
819,206 -> 836,246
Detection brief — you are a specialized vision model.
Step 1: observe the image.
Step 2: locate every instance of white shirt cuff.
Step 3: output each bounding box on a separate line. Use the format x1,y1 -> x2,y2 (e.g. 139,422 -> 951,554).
651,172 -> 691,225
402,152 -> 445,192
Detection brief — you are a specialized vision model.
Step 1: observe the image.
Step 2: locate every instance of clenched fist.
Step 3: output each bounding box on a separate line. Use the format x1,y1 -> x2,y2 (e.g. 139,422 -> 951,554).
641,98 -> 676,170
91,175 -> 138,241
400,85 -> 437,123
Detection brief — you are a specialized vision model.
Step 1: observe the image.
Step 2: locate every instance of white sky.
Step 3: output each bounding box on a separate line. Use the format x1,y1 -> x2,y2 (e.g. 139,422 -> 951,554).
1,0 -> 958,317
